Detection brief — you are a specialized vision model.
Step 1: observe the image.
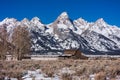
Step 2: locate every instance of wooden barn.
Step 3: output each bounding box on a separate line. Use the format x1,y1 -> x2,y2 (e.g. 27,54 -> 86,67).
59,49 -> 88,59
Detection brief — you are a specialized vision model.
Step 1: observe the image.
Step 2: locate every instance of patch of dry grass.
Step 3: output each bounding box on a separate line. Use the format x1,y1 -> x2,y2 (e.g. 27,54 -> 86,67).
0,59 -> 120,79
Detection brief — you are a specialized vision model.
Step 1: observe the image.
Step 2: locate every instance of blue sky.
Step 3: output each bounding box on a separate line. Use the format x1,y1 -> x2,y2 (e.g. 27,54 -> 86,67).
0,0 -> 120,26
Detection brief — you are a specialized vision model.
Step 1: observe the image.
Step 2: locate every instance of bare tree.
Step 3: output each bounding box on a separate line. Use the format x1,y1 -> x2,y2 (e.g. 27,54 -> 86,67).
12,26 -> 31,60
0,25 -> 8,60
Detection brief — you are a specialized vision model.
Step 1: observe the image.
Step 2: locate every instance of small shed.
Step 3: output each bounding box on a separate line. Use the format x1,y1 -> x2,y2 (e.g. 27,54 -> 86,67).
6,55 -> 17,61
59,49 -> 88,59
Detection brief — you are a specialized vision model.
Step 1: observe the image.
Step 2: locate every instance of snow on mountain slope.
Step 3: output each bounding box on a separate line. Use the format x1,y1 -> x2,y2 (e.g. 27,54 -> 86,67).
46,12 -> 75,36
73,18 -> 89,34
81,30 -> 119,51
0,18 -> 17,33
30,17 -> 45,31
0,18 -> 19,42
88,18 -> 113,37
86,18 -> 120,46
0,12 -> 120,55
21,18 -> 30,27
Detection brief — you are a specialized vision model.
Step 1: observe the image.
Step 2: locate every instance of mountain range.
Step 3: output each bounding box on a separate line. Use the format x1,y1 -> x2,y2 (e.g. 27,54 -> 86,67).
0,12 -> 120,55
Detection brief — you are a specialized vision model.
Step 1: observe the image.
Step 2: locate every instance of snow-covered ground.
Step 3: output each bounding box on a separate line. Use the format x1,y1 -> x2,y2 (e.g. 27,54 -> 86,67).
22,69 -> 59,80
3,67 -> 120,80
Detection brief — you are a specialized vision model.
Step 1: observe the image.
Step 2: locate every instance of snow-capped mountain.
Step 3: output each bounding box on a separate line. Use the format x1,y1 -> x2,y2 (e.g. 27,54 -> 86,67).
0,12 -> 120,55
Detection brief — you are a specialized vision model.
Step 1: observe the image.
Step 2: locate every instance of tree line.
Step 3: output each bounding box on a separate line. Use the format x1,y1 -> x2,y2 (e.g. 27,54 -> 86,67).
0,25 -> 31,60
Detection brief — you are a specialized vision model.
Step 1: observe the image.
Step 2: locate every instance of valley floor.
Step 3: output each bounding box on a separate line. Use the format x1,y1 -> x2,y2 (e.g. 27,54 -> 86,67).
0,59 -> 120,80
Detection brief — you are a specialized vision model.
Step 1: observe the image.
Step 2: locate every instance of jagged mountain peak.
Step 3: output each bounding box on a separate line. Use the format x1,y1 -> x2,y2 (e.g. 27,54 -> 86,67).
1,18 -> 17,24
0,18 -> 17,31
29,17 -> 45,31
31,17 -> 41,22
95,18 -> 107,26
56,12 -> 69,21
21,18 -> 31,27
50,11 -> 74,30
21,18 -> 29,23
74,17 -> 88,26
96,18 -> 104,22
77,17 -> 86,21
59,12 -> 68,18
30,17 -> 44,25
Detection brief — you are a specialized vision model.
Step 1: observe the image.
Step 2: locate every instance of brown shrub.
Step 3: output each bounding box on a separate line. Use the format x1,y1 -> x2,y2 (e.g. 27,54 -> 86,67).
95,72 -> 106,80
61,73 -> 72,80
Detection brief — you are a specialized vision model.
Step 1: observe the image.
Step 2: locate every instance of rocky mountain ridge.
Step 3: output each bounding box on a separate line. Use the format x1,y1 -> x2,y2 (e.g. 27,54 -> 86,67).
0,12 -> 120,55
